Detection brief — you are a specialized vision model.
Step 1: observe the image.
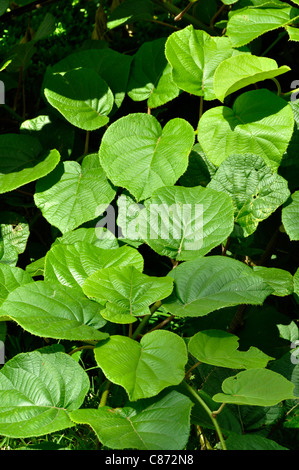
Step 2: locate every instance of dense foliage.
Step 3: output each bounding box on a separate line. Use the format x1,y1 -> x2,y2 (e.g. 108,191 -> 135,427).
0,0 -> 299,451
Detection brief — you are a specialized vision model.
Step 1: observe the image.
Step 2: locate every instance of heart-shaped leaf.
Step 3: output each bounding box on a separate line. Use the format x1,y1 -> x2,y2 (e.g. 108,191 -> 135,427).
213,53 -> 290,102
34,153 -> 116,234
70,390 -> 193,450
99,113 -> 194,201
136,185 -> 234,261
127,37 -> 180,108
213,368 -> 297,406
44,67 -> 114,131
252,266 -> 294,297
165,25 -> 244,100
83,265 -> 173,324
208,153 -> 291,236
94,330 -> 188,400
188,329 -> 274,369
0,350 -> 90,438
0,134 -> 60,194
197,89 -> 294,169
163,255 -> 273,317
0,264 -> 33,307
45,242 -> 144,289
0,281 -> 108,341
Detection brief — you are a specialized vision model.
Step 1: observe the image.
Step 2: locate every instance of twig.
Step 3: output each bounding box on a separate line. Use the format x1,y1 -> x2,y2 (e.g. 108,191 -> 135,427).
1,0 -> 62,22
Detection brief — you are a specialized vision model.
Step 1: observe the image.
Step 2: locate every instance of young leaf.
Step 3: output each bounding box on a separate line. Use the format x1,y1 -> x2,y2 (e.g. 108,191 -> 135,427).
0,281 -> 108,341
0,264 -> 33,307
44,68 -> 114,131
213,368 -> 297,406
226,4 -> 299,47
34,154 -> 116,234
99,114 -> 195,202
0,350 -> 90,438
137,185 -> 234,261
0,211 -> 30,266
70,390 -> 193,450
165,25 -> 245,100
282,191 -> 299,240
94,331 -> 188,400
286,25 -> 299,41
188,329 -> 274,369
45,243 -> 144,289
197,89 -> 294,169
163,255 -> 273,317
83,265 -> 173,324
208,153 -> 291,237
127,37 -> 180,108
0,134 -> 60,194
213,53 -> 290,102
252,266 -> 294,297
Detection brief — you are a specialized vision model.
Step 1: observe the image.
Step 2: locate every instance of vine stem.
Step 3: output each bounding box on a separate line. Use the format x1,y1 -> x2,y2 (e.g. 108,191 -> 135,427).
99,380 -> 111,407
181,381 -> 227,450
68,345 -> 95,355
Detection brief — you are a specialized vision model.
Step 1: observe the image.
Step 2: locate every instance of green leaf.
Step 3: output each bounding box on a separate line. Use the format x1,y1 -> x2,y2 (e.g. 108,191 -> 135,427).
54,227 -> 119,250
179,143 -> 217,188
70,390 -> 193,450
294,268 -> 299,300
94,331 -> 188,400
136,185 -> 234,261
45,243 -> 144,290
213,368 -> 297,406
214,53 -> 290,102
197,89 -> 294,169
225,433 -> 289,450
0,350 -> 90,438
20,114 -> 75,160
44,67 -> 114,131
226,4 -> 299,47
0,134 -> 60,194
34,153 -> 116,234
282,191 -> 299,240
0,264 -> 33,307
127,38 -> 180,109
188,329 -> 274,369
32,12 -> 56,42
83,265 -> 173,324
107,0 -> 153,29
0,0 -> 9,16
165,25 -> 244,100
163,255 -> 273,317
99,114 -> 195,202
0,211 -> 30,266
0,281 -> 108,341
252,266 -> 294,297
208,153 -> 291,236
286,25 -> 299,41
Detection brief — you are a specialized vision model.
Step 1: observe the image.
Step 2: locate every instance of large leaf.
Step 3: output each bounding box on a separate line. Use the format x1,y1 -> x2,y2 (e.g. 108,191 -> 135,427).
197,89 -> 294,169
70,390 -> 193,450
0,264 -> 33,307
127,38 -> 180,109
0,350 -> 90,438
99,114 -> 194,201
282,191 -> 299,240
136,185 -> 234,261
165,25 -> 244,100
213,53 -> 290,102
213,368 -> 297,406
225,433 -> 289,450
94,331 -> 188,400
45,242 -> 144,289
83,265 -> 173,324
44,47 -> 132,111
226,4 -> 299,47
0,134 -> 60,194
107,0 -> 153,29
188,329 -> 273,369
0,281 -> 108,341
34,153 -> 116,234
163,255 -> 273,317
208,153 -> 291,237
44,67 -> 114,131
